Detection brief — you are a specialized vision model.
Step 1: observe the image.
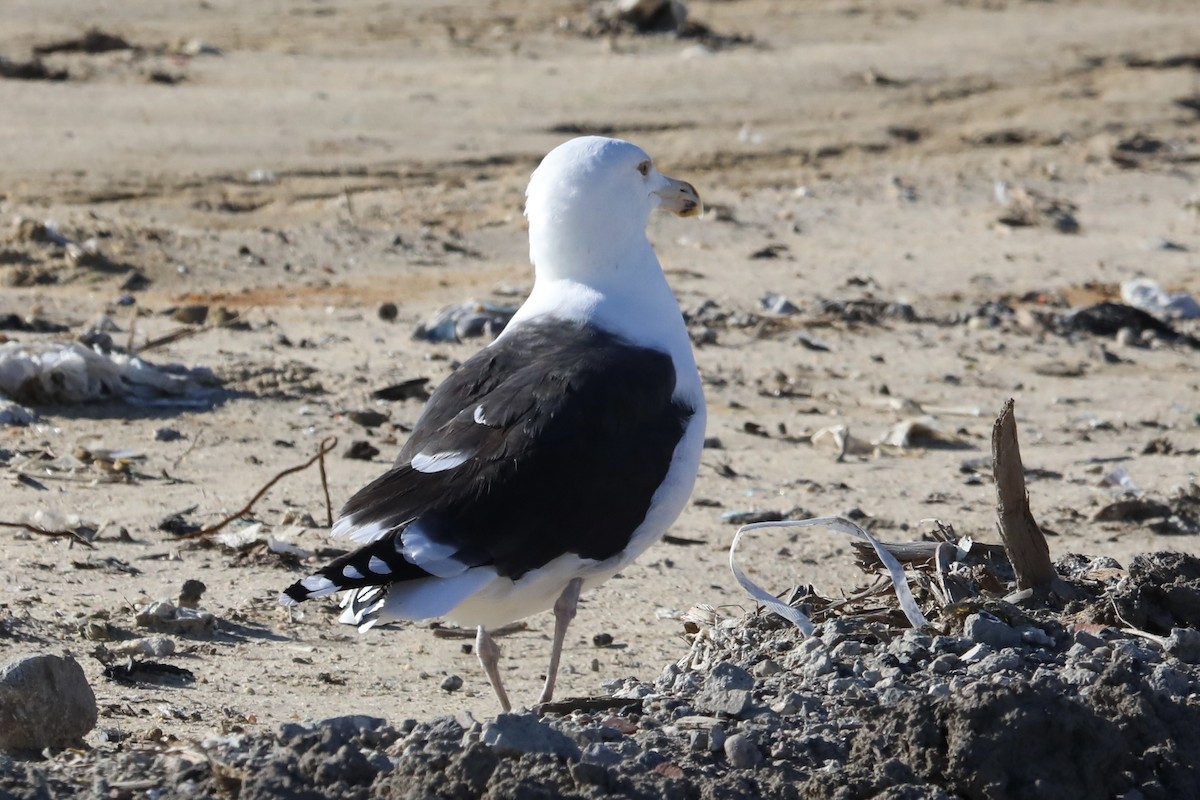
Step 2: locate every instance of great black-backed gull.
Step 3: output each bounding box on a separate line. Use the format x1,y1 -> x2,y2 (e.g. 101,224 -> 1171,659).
280,136 -> 706,711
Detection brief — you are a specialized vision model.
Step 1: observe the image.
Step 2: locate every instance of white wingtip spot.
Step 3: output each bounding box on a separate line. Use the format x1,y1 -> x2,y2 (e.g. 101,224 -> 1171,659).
367,556 -> 391,575
411,450 -> 471,474
342,565 -> 365,580
300,575 -> 337,595
473,405 -> 488,425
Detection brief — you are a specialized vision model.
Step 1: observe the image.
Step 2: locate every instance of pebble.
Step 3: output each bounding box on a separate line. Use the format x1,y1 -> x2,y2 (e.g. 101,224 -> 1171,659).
344,440 -> 381,460
928,654 -> 961,674
1165,628 -> 1200,664
753,658 -> 781,678
963,612 -> 1023,649
724,733 -> 764,769
440,675 -> 463,692
0,654 -> 98,750
154,427 -> 184,442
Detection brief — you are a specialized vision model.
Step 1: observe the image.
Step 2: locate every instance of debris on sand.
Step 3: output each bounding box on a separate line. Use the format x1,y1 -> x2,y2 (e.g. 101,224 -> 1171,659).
993,182 -> 1080,233
413,300 -> 516,343
33,29 -> 134,56
0,340 -> 222,406
1060,301 -> 1200,348
1121,277 -> 1200,321
134,600 -> 217,637
582,0 -> 753,46
0,56 -> 69,81
586,0 -> 691,35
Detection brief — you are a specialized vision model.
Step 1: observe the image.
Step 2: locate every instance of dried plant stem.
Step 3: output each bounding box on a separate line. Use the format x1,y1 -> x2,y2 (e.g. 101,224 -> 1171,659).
0,520 -> 95,549
178,436 -> 338,539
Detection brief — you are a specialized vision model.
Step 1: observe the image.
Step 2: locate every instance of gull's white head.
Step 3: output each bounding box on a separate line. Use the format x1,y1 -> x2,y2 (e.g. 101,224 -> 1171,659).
524,136 -> 700,283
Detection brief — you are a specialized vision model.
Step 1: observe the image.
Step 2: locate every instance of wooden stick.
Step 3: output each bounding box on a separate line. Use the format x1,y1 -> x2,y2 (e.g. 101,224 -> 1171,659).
0,520 -> 95,549
177,437 -> 338,539
318,442 -> 333,527
991,399 -> 1057,590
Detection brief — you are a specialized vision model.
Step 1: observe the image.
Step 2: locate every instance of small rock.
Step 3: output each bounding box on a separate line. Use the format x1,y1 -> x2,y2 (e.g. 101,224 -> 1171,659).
723,733 -> 763,769
0,654 -> 98,750
929,653 -> 961,674
348,410 -> 389,428
960,643 -> 991,664
694,661 -> 754,717
378,302 -> 399,322
963,612 -> 1022,649
1165,628 -> 1200,664
570,761 -> 610,788
1072,629 -> 1107,650
178,580 -> 206,609
753,658 -> 781,678
171,304 -> 209,325
154,427 -> 184,442
592,632 -> 614,647
344,441 -> 380,460
440,674 -> 463,693
481,713 -> 581,759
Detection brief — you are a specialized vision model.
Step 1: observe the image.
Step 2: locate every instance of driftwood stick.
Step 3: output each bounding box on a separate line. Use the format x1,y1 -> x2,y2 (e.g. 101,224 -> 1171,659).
177,436 -> 338,539
992,399 -> 1057,590
0,520 -> 96,549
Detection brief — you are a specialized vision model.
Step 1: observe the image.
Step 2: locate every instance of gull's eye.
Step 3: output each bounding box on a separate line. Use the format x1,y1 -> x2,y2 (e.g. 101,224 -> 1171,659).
637,160 -> 651,177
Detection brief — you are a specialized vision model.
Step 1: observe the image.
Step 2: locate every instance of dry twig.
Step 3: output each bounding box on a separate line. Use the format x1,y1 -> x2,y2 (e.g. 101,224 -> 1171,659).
177,437 -> 338,539
0,520 -> 95,549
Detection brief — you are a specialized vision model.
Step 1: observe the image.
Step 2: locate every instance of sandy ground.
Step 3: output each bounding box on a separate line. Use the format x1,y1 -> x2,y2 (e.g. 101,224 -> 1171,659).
2,0 -> 1199,744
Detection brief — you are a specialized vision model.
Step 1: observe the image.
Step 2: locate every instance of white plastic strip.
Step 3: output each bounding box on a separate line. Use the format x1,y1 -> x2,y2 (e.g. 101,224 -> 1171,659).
729,515 -> 930,635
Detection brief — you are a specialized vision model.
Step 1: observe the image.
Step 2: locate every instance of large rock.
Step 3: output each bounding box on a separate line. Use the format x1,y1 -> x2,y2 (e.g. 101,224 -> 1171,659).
0,654 -> 98,750
481,713 -> 581,759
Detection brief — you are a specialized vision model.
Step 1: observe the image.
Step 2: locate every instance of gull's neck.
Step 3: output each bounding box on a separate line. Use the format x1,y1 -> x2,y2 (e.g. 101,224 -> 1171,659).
502,227 -> 693,369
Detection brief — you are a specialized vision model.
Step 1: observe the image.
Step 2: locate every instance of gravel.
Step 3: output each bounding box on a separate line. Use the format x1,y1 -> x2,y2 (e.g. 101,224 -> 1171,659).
2,552 -> 1199,798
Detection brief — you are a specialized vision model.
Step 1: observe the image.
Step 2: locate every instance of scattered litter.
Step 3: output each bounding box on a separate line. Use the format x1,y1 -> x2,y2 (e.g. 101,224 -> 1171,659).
0,313 -> 70,333
811,425 -> 874,460
102,658 -> 195,686
875,416 -> 964,449
795,332 -> 831,352
1100,466 -> 1144,498
412,300 -> 516,343
1093,498 -> 1173,523
720,509 -> 785,526
0,341 -> 221,406
0,56 -> 69,81
111,636 -> 176,658
729,515 -> 931,636
1061,302 -> 1199,348
33,29 -> 133,55
134,600 -> 216,637
993,182 -> 1080,234
1120,278 -> 1200,321
759,292 -> 800,315
373,377 -> 430,402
